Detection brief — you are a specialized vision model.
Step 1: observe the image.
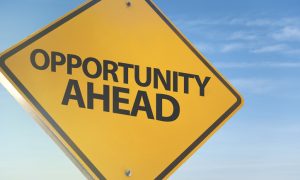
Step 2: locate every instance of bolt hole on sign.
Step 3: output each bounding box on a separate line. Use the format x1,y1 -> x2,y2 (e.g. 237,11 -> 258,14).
0,0 -> 243,180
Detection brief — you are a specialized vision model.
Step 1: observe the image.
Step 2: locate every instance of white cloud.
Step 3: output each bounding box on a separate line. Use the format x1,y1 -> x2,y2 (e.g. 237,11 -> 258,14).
215,61 -> 300,69
229,77 -> 300,97
251,44 -> 300,55
230,17 -> 300,27
176,17 -> 300,28
245,19 -> 276,26
285,49 -> 300,55
252,44 -> 288,53
176,16 -> 300,56
228,31 -> 257,41
272,26 -> 300,41
230,78 -> 275,94
221,43 -> 245,53
195,42 -> 215,53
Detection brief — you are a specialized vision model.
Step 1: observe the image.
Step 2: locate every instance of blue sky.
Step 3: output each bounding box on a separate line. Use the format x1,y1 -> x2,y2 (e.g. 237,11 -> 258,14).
0,0 -> 300,179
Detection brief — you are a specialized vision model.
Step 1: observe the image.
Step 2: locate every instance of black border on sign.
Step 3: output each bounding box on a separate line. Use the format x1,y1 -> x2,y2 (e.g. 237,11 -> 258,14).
0,0 -> 242,179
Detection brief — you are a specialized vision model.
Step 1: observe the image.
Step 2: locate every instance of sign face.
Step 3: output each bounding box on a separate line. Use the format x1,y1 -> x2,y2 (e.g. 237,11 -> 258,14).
0,0 -> 243,179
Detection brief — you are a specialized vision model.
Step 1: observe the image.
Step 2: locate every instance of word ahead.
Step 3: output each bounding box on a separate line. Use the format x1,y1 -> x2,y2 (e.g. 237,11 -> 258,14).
30,49 -> 211,121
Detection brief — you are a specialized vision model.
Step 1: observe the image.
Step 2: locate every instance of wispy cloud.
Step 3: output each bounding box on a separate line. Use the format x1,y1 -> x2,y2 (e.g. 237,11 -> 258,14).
195,42 -> 215,53
229,77 -> 300,97
176,17 -> 300,28
178,16 -> 300,58
221,43 -> 245,53
285,49 -> 300,55
215,61 -> 300,69
252,44 -> 288,53
251,44 -> 300,55
244,18 -> 276,26
272,26 -> 300,41
228,31 -> 257,41
230,78 -> 275,94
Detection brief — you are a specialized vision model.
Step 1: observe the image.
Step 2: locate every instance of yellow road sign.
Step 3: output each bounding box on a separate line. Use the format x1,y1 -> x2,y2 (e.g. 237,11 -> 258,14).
0,0 -> 243,179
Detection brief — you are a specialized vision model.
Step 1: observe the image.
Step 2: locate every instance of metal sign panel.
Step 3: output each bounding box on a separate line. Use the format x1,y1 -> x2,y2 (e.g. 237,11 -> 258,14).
0,0 -> 243,179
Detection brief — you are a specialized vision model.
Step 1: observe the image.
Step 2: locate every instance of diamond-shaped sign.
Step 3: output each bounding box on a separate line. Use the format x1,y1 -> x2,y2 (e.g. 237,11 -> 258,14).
0,0 -> 243,179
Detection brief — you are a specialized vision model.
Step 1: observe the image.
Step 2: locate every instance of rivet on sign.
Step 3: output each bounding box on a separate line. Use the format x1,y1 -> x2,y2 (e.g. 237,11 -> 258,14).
125,169 -> 132,177
126,1 -> 132,7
